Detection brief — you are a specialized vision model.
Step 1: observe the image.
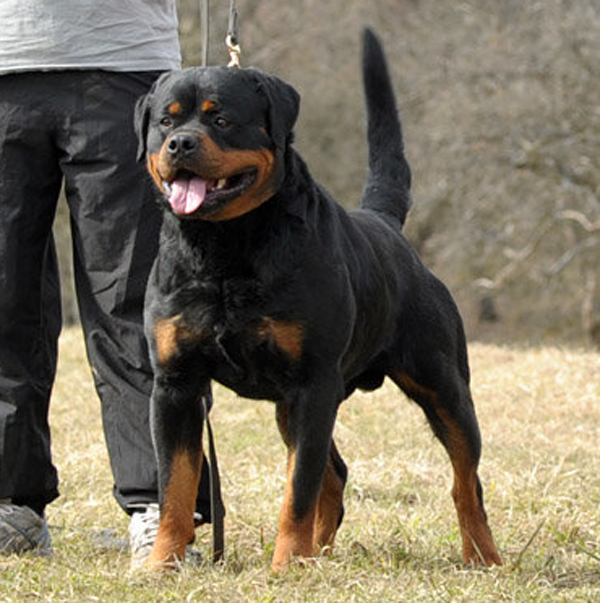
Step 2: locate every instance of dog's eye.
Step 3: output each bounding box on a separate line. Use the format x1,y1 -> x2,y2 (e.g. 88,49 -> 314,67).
160,117 -> 173,128
214,116 -> 229,129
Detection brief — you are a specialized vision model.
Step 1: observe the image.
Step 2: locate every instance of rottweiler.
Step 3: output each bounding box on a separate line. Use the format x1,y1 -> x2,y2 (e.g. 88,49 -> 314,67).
134,28 -> 502,571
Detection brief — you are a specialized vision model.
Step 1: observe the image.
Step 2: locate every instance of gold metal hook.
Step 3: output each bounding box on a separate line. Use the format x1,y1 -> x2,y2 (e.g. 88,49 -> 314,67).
226,33 -> 241,68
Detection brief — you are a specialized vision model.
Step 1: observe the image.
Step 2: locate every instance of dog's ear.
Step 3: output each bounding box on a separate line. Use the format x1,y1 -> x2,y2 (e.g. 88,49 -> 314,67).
134,72 -> 173,162
251,71 -> 300,151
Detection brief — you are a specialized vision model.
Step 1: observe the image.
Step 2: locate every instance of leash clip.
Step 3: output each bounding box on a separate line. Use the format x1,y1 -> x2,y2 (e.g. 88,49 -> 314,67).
226,0 -> 241,68
226,33 -> 241,68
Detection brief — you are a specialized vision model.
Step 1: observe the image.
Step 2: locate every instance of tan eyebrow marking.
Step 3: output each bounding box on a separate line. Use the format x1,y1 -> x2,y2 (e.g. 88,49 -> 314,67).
168,101 -> 182,116
201,99 -> 216,112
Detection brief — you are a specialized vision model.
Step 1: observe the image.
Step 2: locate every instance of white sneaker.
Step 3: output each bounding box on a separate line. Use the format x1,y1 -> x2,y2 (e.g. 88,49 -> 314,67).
129,504 -> 203,569
0,503 -> 52,556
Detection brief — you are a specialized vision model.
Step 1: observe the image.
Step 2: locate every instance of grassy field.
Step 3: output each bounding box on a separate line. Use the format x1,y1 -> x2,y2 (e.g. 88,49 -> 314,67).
1,328 -> 598,602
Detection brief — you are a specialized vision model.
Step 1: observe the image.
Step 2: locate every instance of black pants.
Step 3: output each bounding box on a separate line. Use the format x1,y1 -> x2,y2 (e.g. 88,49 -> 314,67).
0,71 -> 210,519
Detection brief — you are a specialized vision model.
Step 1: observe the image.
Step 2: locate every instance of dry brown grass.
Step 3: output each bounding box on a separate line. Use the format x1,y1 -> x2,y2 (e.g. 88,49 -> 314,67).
0,328 -> 598,601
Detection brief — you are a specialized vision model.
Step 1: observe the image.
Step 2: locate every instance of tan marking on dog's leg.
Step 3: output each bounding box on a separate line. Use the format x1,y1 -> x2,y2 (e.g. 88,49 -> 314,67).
313,441 -> 344,552
146,451 -> 202,570
444,421 -> 503,566
153,315 -> 208,368
392,371 -> 501,566
153,316 -> 182,367
272,449 -> 317,572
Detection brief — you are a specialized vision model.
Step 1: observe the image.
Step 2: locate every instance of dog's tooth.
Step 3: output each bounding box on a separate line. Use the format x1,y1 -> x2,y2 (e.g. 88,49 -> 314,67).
163,181 -> 172,195
216,178 -> 227,190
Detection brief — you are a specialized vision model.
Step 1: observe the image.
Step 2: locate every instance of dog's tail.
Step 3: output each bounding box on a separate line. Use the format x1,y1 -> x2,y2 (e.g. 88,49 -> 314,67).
360,28 -> 412,226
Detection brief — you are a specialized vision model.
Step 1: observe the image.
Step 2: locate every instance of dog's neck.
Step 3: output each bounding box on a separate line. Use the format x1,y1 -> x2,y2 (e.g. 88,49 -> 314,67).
157,148 -> 320,280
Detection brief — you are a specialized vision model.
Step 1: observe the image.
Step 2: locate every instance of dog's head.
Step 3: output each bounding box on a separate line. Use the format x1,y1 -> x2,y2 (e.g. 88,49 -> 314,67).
135,66 -> 300,221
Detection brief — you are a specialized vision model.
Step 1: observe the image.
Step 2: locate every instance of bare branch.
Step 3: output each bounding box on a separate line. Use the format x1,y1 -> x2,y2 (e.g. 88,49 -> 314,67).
473,220 -> 554,291
557,209 -> 600,232
546,236 -> 600,276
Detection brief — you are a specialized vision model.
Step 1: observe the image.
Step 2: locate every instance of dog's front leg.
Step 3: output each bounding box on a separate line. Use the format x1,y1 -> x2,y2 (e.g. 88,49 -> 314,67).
272,378 -> 341,572
145,374 -> 208,570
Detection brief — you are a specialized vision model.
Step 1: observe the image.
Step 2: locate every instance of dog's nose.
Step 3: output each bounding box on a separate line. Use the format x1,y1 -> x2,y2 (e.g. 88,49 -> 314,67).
167,133 -> 198,157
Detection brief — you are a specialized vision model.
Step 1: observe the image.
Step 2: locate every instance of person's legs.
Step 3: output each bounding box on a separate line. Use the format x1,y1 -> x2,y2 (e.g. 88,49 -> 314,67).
0,74 -> 63,519
59,70 -> 163,512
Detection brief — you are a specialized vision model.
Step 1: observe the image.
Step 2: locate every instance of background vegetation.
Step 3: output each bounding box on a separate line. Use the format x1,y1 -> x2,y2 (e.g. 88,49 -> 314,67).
52,0 -> 600,346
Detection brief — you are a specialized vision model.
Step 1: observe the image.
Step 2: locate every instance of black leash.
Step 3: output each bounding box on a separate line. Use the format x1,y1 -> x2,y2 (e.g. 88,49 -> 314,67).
201,0 -> 210,66
200,0 -> 241,67
202,393 -> 225,563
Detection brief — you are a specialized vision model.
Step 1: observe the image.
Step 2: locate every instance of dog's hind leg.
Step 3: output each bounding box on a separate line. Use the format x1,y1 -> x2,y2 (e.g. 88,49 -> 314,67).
273,380 -> 341,571
313,438 -> 347,552
389,359 -> 502,567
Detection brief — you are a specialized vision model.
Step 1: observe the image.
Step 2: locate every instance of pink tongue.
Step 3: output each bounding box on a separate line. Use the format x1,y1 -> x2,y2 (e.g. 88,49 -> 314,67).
168,178 -> 207,215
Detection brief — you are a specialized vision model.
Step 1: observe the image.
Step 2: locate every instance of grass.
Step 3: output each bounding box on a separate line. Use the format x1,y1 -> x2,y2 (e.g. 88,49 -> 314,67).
1,328 -> 599,602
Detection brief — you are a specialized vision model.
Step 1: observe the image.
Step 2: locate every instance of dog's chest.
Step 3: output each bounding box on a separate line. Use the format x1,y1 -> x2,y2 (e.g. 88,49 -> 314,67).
161,269 -> 304,399
209,315 -> 303,399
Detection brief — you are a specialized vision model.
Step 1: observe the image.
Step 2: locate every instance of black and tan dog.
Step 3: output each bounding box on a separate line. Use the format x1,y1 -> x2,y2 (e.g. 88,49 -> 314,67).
134,29 -> 502,571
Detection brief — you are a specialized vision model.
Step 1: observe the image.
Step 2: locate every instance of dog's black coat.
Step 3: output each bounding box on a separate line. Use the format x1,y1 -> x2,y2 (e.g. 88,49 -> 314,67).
134,29 -> 500,569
